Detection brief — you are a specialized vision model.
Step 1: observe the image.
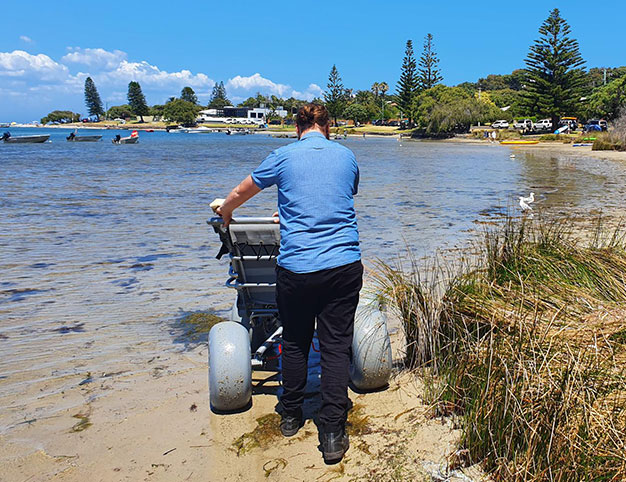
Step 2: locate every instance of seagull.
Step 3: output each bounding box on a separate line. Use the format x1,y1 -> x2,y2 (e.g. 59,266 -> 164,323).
519,192 -> 535,212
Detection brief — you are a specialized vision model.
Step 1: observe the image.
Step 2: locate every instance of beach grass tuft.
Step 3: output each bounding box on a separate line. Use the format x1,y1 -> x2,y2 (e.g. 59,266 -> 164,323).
376,215 -> 626,480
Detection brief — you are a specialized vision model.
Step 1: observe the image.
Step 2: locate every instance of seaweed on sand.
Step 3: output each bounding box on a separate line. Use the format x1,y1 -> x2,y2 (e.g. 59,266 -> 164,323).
179,311 -> 225,340
70,413 -> 92,432
231,413 -> 282,456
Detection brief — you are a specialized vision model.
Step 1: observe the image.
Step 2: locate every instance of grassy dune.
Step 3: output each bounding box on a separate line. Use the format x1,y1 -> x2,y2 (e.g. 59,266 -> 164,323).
376,216 -> 626,481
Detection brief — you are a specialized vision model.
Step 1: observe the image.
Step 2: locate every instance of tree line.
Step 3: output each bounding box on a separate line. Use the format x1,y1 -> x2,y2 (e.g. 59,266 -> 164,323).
43,8 -> 626,131
327,8 -> 625,134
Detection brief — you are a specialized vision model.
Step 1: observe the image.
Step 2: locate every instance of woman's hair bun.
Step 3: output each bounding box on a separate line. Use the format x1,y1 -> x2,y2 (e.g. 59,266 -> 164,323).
296,103 -> 329,130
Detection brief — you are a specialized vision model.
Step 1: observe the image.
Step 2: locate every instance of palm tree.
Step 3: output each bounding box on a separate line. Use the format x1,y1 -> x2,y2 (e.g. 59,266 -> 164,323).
379,82 -> 389,98
371,82 -> 380,98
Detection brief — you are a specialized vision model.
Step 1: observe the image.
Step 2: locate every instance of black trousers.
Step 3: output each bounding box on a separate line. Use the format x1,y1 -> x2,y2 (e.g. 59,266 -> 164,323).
276,260 -> 363,433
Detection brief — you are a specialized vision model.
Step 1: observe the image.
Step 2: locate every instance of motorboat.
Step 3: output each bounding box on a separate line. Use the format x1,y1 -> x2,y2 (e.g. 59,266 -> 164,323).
186,126 -> 215,134
225,128 -> 251,135
112,131 -> 139,144
67,131 -> 102,142
2,132 -> 50,143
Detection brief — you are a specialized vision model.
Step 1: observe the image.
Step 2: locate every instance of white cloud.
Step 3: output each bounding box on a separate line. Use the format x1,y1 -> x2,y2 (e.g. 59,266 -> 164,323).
20,35 -> 33,43
97,59 -> 213,89
227,74 -> 323,100
0,50 -> 68,81
0,47 -> 321,120
291,83 -> 324,100
62,47 -> 127,70
227,73 -> 293,97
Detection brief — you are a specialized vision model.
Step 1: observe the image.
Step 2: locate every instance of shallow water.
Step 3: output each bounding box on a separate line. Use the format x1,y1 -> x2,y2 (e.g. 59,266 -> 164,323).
1,128 -> 624,433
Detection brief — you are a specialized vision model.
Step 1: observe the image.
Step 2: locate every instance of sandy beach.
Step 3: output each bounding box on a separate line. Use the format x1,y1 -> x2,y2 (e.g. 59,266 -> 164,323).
0,310 -> 485,482
2,138 -> 624,482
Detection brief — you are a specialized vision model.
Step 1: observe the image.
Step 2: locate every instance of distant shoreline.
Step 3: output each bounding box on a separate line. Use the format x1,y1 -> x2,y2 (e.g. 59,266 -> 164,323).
7,124 -> 626,161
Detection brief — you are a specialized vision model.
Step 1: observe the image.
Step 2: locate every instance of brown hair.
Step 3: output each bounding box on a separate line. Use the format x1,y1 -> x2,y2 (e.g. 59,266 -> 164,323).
295,103 -> 329,131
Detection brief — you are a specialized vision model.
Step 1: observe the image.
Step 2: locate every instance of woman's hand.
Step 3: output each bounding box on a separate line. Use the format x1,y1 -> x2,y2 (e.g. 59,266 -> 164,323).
216,206 -> 233,227
272,211 -> 279,223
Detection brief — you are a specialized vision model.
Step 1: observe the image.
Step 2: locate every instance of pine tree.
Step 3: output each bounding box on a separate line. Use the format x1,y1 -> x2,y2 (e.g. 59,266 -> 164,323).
84,77 -> 104,120
522,8 -> 586,131
396,40 -> 418,125
417,34 -> 443,91
208,81 -> 231,109
324,64 -> 346,126
127,81 -> 149,122
180,86 -> 198,104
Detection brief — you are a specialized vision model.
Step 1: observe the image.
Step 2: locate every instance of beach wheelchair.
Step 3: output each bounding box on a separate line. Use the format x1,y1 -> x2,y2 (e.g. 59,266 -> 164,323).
207,216 -> 392,412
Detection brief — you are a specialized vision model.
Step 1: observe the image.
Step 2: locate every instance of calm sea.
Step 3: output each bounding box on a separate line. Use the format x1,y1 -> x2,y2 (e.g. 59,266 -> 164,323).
1,127 -> 624,432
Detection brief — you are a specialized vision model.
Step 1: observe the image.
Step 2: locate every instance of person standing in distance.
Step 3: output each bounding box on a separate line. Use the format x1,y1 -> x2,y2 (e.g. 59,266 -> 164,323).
216,103 -> 362,464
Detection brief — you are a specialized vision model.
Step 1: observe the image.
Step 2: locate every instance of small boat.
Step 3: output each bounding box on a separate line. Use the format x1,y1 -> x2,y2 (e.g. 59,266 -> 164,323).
143,129 -> 154,132
186,126 -> 215,134
573,143 -> 593,147
226,128 -> 251,135
112,131 -> 139,144
500,140 -> 540,145
2,132 -> 50,143
67,131 -> 102,142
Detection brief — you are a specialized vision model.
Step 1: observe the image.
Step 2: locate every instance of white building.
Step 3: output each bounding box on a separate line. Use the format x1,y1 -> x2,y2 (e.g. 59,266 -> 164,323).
197,105 -> 288,125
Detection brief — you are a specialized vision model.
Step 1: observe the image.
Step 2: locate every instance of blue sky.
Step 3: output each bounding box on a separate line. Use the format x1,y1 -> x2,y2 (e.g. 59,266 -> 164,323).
1,0 -> 625,122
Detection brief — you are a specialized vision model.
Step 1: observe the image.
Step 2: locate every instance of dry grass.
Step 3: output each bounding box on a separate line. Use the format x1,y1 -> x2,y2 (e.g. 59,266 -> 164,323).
376,216 -> 626,481
593,111 -> 626,151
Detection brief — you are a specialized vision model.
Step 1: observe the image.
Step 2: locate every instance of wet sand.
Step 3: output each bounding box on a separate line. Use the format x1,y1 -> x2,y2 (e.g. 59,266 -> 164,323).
1,315 -> 487,482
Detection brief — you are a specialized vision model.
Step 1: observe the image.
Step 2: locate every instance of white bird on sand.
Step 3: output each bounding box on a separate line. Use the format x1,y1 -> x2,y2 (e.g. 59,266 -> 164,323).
519,192 -> 535,212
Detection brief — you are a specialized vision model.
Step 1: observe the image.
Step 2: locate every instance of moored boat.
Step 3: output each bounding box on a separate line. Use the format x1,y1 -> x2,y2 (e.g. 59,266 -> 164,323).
67,132 -> 102,142
112,131 -> 139,144
225,128 -> 251,135
2,132 -> 50,143
186,126 -> 215,134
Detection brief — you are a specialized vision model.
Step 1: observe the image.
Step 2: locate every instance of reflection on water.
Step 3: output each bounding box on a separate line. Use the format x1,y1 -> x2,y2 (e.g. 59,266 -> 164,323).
1,128 -> 624,433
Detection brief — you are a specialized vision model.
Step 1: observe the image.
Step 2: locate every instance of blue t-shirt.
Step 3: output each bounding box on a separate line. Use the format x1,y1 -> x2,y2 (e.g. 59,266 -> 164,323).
251,131 -> 361,273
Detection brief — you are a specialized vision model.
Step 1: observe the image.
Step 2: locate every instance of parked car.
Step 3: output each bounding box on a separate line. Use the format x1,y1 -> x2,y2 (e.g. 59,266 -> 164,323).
513,119 -> 534,131
491,120 -> 510,129
534,119 -> 553,132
